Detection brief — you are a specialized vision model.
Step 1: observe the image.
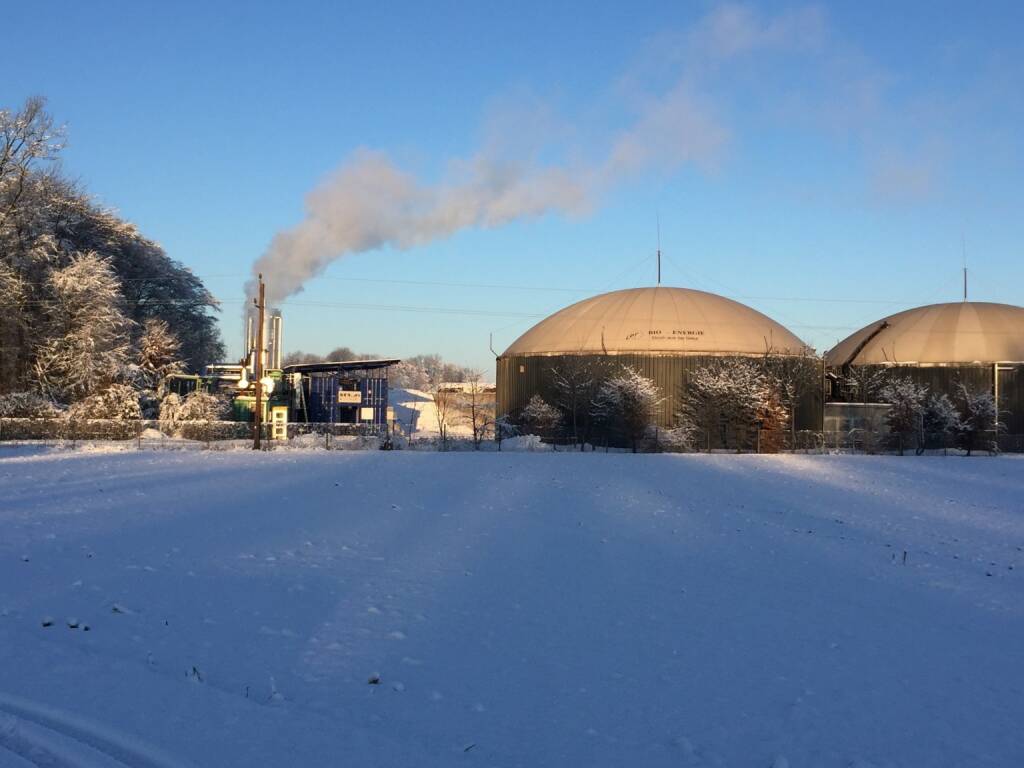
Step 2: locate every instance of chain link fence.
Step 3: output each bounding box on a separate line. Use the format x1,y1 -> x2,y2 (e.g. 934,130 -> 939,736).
1,418 -> 1020,454
0,418 -> 393,451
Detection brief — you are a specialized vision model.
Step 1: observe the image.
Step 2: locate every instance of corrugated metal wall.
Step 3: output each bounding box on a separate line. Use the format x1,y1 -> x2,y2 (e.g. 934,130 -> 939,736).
497,354 -> 823,431
301,371 -> 390,425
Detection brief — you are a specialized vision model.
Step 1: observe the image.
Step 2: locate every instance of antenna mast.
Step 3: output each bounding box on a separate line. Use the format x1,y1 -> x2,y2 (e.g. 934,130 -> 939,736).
962,234 -> 968,302
656,213 -> 661,286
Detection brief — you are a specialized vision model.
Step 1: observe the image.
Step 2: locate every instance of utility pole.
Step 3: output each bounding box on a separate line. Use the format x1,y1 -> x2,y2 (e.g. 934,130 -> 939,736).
253,274 -> 265,450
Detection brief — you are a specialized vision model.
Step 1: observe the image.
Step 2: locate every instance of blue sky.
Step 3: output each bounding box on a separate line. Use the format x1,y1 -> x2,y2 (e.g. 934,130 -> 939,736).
4,1 -> 1023,371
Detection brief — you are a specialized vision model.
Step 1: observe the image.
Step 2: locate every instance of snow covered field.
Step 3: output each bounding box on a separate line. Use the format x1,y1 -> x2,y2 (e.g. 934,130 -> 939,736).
1,449 -> 1022,768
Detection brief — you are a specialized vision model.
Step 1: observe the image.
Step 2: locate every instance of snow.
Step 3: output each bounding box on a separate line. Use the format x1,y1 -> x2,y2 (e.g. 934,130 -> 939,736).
390,387 -> 474,438
1,449 -> 1022,767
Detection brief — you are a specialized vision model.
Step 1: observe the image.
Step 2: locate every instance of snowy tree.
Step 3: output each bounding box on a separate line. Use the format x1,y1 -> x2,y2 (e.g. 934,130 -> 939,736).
0,96 -> 64,231
520,395 -> 562,441
676,358 -> 788,452
159,391 -> 229,436
456,372 -> 495,450
547,355 -> 610,449
0,391 -> 60,418
763,346 -> 819,444
878,376 -> 928,455
956,385 -> 1003,456
842,365 -> 890,404
388,360 -> 430,391
137,318 -> 184,391
32,253 -> 133,403
922,393 -> 961,452
67,383 -> 141,421
0,97 -> 224,390
494,413 -> 518,451
590,367 -> 662,452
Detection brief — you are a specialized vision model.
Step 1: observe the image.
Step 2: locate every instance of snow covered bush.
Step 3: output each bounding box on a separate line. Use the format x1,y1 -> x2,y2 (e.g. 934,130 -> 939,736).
922,393 -> 961,452
494,413 -> 518,451
178,391 -> 230,422
590,367 -> 662,452
0,391 -> 61,418
159,391 -> 230,435
878,376 -> 928,454
956,385 -> 1002,456
67,383 -> 142,421
676,358 -> 788,452
519,395 -> 562,442
158,392 -> 184,423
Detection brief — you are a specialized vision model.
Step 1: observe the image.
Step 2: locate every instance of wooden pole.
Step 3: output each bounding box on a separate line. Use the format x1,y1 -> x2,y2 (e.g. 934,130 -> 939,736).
253,275 -> 265,450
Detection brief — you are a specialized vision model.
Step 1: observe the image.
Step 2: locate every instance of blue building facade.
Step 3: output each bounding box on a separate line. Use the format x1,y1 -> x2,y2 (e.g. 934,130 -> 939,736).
283,359 -> 399,427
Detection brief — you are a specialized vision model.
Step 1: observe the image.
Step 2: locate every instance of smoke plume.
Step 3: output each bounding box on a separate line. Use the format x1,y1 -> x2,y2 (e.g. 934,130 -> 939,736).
249,148 -> 595,305
248,3 -> 832,304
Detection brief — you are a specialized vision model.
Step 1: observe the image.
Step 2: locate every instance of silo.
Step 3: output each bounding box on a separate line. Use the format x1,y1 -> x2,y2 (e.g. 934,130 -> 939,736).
824,301 -> 1024,441
496,286 -> 819,438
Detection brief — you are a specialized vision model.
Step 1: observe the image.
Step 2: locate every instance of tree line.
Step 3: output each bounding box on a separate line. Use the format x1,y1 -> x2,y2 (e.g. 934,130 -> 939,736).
0,98 -> 225,418
512,352 -> 818,453
510,354 -> 1005,454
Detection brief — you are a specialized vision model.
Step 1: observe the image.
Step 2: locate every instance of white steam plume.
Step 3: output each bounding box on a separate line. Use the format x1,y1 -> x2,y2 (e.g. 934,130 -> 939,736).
248,2 -> 833,304
249,148 -> 594,305
248,83 -> 725,306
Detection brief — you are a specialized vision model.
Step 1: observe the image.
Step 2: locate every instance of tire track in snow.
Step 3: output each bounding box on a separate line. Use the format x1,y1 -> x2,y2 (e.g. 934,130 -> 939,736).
0,694 -> 197,768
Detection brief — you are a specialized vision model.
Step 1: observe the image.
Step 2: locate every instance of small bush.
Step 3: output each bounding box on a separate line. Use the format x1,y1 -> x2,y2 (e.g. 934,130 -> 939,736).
0,392 -> 62,418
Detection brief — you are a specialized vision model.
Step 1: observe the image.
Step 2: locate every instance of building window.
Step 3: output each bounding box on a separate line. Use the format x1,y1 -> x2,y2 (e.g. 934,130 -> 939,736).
518,364 -> 526,374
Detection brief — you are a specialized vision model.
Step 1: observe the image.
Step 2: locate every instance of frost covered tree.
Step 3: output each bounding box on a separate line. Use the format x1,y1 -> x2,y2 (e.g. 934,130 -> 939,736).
546,355 -> 610,449
763,346 -> 819,445
520,394 -> 561,441
842,365 -> 890,403
590,367 -> 662,452
32,253 -> 133,403
878,376 -> 928,455
137,318 -> 184,391
0,96 -> 64,230
494,413 -> 518,451
457,372 -> 495,450
956,385 -> 1002,456
676,358 -> 788,452
0,97 -> 224,394
922,393 -> 961,453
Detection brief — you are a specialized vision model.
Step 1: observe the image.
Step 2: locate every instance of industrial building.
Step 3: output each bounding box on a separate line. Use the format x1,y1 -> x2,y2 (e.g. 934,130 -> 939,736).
824,301 -> 1024,437
496,286 -> 820,432
186,310 -> 399,434
282,359 -> 398,426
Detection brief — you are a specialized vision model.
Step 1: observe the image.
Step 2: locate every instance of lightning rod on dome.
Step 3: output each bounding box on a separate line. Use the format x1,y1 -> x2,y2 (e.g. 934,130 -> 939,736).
656,212 -> 661,286
962,234 -> 968,302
